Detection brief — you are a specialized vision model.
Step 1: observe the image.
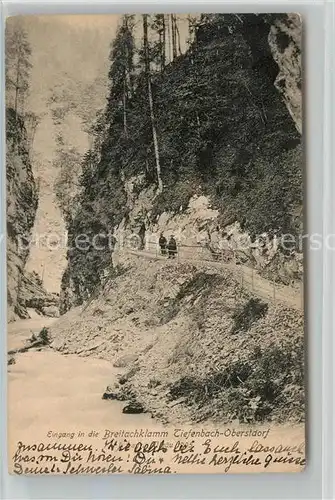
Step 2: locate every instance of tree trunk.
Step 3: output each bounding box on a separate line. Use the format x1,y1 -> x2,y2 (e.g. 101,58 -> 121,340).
175,19 -> 182,55
167,14 -> 172,63
161,15 -> 166,71
123,76 -> 127,136
14,56 -> 21,119
147,79 -> 163,193
171,15 -> 177,60
123,15 -> 133,96
143,14 -> 163,193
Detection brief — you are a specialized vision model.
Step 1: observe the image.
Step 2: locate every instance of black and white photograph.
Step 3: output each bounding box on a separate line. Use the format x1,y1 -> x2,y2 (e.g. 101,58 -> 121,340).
6,13 -> 305,474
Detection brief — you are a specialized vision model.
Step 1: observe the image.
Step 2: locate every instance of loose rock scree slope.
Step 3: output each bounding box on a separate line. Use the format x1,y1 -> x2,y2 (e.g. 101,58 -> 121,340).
50,252 -> 304,425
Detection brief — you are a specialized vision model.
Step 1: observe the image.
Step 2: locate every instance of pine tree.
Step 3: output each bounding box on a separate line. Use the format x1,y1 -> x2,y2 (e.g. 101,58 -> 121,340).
107,15 -> 135,136
162,15 -> 166,69
171,14 -> 177,60
167,15 -> 172,63
186,15 -> 198,46
5,23 -> 32,116
165,14 -> 181,62
175,16 -> 182,56
151,14 -> 166,72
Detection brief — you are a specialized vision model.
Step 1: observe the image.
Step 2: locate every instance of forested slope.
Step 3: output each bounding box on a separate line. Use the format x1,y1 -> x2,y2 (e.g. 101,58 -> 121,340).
60,13 -> 302,310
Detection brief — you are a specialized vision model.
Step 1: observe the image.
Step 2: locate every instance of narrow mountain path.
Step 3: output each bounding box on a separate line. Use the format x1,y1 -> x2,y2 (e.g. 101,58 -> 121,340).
125,249 -> 303,311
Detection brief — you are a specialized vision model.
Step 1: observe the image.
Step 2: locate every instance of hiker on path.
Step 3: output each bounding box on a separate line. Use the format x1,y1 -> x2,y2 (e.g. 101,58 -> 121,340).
167,235 -> 177,259
139,222 -> 146,250
159,232 -> 167,256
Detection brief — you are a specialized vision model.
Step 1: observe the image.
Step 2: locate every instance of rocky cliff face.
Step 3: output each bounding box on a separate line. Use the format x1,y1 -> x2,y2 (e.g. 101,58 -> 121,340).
268,13 -> 302,134
6,108 -> 59,320
115,189 -> 303,287
6,108 -> 39,321
18,271 -> 60,318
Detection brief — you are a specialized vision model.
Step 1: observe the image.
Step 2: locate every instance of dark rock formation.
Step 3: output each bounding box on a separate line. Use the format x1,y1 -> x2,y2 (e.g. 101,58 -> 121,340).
102,383 -> 135,402
122,401 -> 145,414
102,392 -> 119,401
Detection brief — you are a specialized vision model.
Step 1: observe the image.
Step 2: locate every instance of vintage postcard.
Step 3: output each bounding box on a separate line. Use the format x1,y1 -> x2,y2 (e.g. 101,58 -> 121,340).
6,13 -> 304,475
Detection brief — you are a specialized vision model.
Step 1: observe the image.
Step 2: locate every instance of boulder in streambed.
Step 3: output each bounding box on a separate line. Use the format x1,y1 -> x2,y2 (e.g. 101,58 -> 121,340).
102,392 -> 119,400
122,401 -> 145,414
102,384 -> 131,401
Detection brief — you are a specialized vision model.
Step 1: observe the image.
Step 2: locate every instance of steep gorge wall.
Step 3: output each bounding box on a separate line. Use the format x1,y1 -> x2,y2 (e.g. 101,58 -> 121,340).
6,108 -> 39,321
6,108 -> 59,321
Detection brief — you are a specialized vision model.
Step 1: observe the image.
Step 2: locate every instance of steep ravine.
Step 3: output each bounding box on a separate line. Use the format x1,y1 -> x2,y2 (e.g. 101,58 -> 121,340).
6,108 -> 59,321
6,108 -> 38,321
